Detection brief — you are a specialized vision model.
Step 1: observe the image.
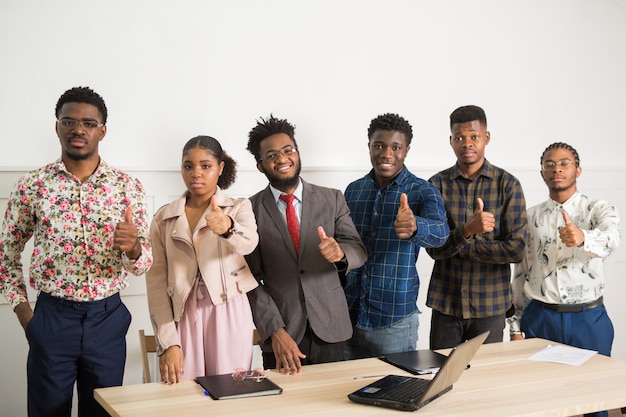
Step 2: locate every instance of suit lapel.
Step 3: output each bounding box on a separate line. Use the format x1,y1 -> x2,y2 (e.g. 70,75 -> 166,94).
260,186 -> 299,260
298,180 -> 315,257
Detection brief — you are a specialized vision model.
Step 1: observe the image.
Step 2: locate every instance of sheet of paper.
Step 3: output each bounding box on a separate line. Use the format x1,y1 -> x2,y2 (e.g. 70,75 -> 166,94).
528,344 -> 597,366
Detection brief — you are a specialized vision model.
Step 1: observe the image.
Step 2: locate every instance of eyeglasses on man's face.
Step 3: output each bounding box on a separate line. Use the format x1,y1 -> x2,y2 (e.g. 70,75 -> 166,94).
259,145 -> 298,162
232,368 -> 266,382
541,159 -> 574,171
57,118 -> 104,130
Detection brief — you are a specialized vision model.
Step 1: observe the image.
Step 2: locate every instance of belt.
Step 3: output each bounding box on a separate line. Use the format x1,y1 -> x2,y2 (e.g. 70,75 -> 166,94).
535,296 -> 603,313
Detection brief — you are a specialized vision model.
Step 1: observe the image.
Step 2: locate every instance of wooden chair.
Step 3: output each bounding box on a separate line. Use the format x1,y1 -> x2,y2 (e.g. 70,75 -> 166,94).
139,329 -> 158,383
253,328 -> 261,345
139,328 -> 262,383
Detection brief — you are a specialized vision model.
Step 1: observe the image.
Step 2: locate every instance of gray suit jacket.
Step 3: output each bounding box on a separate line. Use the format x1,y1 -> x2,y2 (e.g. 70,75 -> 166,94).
245,180 -> 367,352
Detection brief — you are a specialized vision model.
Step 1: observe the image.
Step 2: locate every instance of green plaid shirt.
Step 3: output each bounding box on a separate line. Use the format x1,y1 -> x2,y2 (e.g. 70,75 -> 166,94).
426,160 -> 527,319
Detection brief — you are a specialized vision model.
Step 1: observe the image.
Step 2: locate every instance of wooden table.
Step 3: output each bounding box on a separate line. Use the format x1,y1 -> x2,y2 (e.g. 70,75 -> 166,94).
95,338 -> 626,416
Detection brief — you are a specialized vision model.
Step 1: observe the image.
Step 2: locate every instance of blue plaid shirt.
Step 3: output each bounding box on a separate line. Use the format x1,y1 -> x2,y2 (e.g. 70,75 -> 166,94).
426,160 -> 527,319
344,166 -> 449,329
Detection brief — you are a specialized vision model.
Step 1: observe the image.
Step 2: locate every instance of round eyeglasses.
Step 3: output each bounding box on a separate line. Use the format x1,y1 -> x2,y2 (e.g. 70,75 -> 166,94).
57,118 -> 104,130
232,368 -> 267,383
259,146 -> 298,162
541,159 -> 574,171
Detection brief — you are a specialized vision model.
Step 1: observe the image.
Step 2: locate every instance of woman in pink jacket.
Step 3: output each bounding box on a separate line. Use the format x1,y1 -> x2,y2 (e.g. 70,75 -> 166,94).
146,136 -> 259,383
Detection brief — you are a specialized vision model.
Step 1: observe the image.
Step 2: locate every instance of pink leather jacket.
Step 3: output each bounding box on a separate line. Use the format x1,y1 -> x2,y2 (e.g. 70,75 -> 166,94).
146,188 -> 259,354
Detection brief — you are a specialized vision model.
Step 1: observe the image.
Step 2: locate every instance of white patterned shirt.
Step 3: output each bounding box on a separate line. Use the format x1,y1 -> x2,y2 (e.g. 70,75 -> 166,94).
509,191 -> 620,334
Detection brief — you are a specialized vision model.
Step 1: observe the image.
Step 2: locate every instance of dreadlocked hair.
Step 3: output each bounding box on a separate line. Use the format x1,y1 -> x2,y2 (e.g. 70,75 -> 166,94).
540,142 -> 580,167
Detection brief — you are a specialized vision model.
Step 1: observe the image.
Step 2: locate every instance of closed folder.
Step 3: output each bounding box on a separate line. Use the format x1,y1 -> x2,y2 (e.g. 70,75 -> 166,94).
195,373 -> 283,400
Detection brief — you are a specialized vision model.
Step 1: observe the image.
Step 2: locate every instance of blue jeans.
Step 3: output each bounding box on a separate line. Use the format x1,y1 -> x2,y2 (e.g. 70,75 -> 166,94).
344,311 -> 419,360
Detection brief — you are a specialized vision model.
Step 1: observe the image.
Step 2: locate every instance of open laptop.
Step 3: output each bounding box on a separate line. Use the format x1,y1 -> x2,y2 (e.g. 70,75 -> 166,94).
348,331 -> 489,411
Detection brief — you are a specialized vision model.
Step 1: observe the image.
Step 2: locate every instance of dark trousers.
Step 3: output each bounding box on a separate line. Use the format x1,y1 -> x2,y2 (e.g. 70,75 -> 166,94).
26,292 -> 131,417
429,310 -> 505,349
521,300 -> 614,417
262,323 -> 346,370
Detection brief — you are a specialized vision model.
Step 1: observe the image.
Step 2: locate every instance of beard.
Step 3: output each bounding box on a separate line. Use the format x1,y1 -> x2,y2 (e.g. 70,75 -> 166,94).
545,176 -> 576,194
550,182 -> 576,193
63,147 -> 97,161
262,158 -> 302,190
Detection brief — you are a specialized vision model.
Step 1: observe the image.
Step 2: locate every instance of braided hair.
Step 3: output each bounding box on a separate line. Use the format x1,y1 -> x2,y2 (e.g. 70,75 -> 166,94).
540,142 -> 580,167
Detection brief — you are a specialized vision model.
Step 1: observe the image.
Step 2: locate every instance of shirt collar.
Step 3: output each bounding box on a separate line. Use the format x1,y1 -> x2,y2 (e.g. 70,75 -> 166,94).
270,179 -> 303,204
367,165 -> 409,188
452,159 -> 494,180
548,190 -> 581,211
52,158 -> 108,181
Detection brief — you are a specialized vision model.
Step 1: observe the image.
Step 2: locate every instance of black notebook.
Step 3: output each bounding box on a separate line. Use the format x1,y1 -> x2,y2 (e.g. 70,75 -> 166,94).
379,349 -> 448,375
195,373 -> 283,400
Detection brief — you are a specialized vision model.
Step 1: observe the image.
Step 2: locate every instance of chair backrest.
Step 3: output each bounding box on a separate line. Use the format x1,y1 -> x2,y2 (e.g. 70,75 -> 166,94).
139,329 -> 158,383
139,328 -> 261,383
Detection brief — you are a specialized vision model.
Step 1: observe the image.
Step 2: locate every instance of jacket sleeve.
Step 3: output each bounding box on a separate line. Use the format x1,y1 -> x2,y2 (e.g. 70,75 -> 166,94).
333,190 -> 367,271
245,248 -> 287,342
221,198 -> 259,256
145,210 -> 180,355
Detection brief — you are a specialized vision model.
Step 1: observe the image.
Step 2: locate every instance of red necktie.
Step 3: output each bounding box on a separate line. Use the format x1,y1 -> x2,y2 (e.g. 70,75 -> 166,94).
279,194 -> 300,255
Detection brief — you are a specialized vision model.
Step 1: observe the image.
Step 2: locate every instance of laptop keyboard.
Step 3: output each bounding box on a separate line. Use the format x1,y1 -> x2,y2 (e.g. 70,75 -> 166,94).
379,377 -> 430,401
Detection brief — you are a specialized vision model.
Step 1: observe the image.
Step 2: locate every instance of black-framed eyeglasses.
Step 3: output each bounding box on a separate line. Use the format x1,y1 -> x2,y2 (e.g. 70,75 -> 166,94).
57,118 -> 104,130
259,146 -> 298,162
541,159 -> 574,171
232,368 -> 267,382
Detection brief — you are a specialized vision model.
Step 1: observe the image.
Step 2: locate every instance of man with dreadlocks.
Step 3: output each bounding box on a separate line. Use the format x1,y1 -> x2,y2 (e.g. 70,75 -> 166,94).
510,142 -> 620,351
509,142 -> 620,417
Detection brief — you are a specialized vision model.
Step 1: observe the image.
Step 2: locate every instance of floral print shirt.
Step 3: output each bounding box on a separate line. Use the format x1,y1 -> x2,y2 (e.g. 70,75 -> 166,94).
509,191 -> 621,334
0,159 -> 153,308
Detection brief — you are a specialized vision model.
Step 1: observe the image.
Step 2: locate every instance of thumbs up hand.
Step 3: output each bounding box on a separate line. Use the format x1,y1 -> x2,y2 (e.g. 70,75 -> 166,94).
114,206 -> 142,259
462,197 -> 495,238
317,226 -> 345,263
559,210 -> 584,247
206,197 -> 233,236
395,193 -> 418,239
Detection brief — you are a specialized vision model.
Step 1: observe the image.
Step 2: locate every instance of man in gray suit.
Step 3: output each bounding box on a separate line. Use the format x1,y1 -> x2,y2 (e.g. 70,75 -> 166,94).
245,115 -> 367,374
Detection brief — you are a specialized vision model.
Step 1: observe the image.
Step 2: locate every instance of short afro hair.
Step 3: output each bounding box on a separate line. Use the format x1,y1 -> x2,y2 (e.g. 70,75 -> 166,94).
55,86 -> 108,124
367,113 -> 413,145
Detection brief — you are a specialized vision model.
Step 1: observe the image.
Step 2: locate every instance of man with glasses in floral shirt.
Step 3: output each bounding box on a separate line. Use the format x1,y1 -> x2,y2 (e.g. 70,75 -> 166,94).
0,86 -> 152,417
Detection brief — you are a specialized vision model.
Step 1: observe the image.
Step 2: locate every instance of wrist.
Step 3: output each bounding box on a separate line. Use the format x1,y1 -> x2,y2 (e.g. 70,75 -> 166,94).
221,216 -> 235,238
125,241 -> 142,260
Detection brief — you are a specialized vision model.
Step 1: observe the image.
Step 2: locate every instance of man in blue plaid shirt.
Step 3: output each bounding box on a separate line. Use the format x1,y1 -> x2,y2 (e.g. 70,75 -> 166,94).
343,113 -> 449,359
427,105 -> 527,349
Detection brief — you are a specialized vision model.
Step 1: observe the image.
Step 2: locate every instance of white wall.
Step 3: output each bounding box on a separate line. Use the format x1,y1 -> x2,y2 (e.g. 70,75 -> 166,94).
1,1 -> 626,416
